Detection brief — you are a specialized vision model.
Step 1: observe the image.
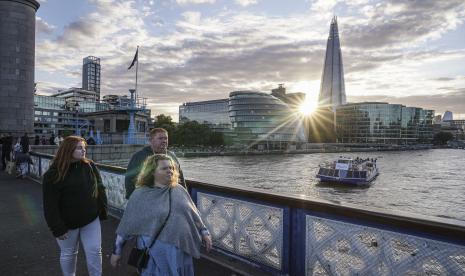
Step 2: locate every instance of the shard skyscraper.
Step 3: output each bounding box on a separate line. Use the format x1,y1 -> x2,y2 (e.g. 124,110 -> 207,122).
318,16 -> 346,110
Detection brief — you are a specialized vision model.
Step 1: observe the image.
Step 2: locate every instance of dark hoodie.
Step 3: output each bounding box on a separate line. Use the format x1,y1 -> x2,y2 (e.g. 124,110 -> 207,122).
42,160 -> 105,237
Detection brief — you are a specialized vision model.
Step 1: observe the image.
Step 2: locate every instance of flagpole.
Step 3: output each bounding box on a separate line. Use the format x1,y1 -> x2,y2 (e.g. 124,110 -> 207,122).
135,45 -> 139,106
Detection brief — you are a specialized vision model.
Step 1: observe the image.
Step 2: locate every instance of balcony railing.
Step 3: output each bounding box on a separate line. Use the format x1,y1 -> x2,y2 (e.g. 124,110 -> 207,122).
29,152 -> 465,275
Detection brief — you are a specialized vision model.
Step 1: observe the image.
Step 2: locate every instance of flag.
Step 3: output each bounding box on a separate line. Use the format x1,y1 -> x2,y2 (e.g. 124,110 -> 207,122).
128,47 -> 138,70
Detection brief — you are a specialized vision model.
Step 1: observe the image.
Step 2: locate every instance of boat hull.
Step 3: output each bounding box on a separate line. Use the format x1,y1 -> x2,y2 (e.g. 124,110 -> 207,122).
317,170 -> 379,186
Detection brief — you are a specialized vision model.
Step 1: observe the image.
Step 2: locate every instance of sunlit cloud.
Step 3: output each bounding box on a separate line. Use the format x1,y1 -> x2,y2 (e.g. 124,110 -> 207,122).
34,0 -> 465,120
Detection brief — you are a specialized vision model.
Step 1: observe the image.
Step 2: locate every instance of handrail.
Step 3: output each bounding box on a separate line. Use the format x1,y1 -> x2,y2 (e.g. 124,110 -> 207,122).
187,180 -> 465,244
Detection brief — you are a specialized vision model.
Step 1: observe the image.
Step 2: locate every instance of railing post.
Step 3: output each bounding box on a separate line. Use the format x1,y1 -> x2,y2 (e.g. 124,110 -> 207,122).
38,155 -> 42,177
289,208 -> 307,276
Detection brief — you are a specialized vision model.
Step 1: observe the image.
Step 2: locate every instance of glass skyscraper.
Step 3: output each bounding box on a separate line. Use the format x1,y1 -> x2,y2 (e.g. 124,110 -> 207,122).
82,56 -> 101,99
318,16 -> 346,110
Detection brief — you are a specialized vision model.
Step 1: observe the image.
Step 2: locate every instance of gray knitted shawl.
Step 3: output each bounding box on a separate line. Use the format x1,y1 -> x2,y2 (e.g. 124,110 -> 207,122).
116,185 -> 206,258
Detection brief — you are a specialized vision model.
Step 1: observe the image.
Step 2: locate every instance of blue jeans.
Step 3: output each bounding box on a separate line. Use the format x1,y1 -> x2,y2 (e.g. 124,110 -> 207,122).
56,217 -> 102,276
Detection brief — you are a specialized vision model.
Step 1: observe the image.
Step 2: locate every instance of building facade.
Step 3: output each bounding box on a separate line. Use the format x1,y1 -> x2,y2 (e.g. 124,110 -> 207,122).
335,102 -> 434,144
179,91 -> 307,148
271,84 -> 306,109
0,0 -> 40,135
318,16 -> 346,110
179,99 -> 231,132
229,91 -> 306,148
34,92 -> 150,140
82,56 -> 101,99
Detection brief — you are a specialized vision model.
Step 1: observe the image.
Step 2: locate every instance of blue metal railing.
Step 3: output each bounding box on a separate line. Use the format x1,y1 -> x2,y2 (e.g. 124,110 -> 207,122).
29,152 -> 465,276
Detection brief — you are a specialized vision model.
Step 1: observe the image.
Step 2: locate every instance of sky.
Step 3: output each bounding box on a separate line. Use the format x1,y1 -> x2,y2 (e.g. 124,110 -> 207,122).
35,0 -> 465,121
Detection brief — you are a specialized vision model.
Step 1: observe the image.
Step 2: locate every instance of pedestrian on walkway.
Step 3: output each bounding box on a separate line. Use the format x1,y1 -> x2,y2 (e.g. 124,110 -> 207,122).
1,133 -> 13,170
15,144 -> 32,179
34,135 -> 40,145
20,133 -> 30,153
49,133 -> 56,145
125,128 -> 186,199
42,136 -> 108,276
110,154 -> 212,275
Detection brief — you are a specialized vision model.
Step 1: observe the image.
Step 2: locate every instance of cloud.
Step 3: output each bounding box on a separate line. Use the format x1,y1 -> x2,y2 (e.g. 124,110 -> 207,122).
235,0 -> 259,7
34,0 -> 465,120
36,17 -> 55,35
176,0 -> 215,6
343,0 -> 465,49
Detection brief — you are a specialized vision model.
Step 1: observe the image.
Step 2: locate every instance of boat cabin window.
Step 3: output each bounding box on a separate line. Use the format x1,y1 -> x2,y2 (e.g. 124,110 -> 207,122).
337,160 -> 350,164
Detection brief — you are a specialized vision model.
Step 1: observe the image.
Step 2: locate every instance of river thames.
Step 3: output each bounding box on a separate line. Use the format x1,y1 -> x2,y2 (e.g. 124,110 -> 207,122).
178,149 -> 465,222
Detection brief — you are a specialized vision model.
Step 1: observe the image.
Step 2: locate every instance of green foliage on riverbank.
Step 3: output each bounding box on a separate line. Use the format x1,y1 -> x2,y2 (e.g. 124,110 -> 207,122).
433,131 -> 454,145
153,115 -> 225,146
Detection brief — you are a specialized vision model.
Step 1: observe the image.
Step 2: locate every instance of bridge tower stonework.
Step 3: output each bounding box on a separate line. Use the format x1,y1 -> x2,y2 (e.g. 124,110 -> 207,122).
0,0 -> 40,135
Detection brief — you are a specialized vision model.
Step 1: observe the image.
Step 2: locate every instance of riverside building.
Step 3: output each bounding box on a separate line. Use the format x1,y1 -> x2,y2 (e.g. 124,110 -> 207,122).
82,56 -> 101,99
179,91 -> 306,148
179,99 -> 231,132
335,102 -> 434,144
34,91 -> 150,142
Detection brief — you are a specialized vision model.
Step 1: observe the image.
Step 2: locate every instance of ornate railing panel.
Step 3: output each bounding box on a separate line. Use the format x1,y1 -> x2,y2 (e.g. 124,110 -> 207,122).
41,158 -> 51,177
99,170 -> 127,210
305,216 -> 465,276
29,155 -> 40,178
195,191 -> 285,271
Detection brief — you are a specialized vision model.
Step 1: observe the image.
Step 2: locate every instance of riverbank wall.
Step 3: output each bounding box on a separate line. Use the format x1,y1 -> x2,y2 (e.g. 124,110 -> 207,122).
28,143 -> 438,161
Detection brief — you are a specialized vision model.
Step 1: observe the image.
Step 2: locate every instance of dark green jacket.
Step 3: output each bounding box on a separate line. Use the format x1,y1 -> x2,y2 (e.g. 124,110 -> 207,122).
124,146 -> 186,199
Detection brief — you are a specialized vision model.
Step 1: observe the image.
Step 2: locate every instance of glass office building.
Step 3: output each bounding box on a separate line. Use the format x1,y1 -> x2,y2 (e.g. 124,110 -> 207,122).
34,95 -> 85,135
228,91 -> 306,147
335,102 -> 434,144
179,99 -> 231,132
179,91 -> 306,147
82,56 -> 101,99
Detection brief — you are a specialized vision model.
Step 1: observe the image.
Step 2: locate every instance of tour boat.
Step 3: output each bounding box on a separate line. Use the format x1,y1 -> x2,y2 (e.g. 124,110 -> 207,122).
316,156 -> 379,186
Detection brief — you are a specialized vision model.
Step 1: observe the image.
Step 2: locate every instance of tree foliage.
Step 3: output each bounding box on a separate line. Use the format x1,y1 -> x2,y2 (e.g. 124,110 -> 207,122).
433,131 -> 454,145
153,115 -> 224,146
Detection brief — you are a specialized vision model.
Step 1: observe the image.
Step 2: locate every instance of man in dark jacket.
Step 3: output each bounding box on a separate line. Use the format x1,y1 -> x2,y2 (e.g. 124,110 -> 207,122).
20,133 -> 30,153
1,133 -> 13,170
124,128 -> 186,199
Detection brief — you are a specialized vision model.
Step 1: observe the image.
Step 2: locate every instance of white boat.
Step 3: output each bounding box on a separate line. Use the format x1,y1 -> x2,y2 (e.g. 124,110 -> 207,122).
316,157 -> 379,186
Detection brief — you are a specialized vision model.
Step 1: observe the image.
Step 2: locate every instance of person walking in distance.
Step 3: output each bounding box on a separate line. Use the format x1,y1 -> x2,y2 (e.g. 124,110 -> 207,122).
1,133 -> 13,170
125,128 -> 186,199
42,136 -> 108,276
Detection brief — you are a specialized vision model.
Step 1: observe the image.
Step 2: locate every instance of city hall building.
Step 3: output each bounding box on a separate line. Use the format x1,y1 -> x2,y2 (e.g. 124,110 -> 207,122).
179,91 -> 307,148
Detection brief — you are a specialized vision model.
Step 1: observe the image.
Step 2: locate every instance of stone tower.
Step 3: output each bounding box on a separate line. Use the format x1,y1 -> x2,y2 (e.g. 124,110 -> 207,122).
318,16 -> 346,110
0,0 -> 40,135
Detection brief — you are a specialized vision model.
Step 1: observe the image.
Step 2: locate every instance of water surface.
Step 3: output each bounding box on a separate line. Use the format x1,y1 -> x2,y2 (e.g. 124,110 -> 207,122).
178,149 -> 465,222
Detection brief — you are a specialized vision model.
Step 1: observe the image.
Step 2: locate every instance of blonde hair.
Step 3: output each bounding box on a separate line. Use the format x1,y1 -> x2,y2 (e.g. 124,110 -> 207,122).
135,154 -> 179,188
50,136 -> 89,184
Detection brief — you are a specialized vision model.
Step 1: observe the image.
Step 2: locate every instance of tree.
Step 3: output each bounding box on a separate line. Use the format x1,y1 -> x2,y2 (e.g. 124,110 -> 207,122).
153,114 -> 176,141
433,131 -> 454,145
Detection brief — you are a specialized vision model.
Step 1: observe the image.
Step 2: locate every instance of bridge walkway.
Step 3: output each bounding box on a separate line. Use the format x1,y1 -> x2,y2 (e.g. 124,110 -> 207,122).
0,171 -> 244,276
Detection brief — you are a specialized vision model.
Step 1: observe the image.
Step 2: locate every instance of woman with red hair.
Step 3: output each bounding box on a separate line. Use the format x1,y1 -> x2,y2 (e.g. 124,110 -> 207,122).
43,136 -> 107,276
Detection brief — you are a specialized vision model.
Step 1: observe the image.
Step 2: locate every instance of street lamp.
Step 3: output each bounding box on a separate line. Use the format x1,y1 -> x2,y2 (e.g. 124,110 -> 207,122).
74,102 -> 80,136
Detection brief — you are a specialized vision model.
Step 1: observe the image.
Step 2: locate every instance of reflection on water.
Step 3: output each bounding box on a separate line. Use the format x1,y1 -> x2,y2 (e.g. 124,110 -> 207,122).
178,149 -> 465,222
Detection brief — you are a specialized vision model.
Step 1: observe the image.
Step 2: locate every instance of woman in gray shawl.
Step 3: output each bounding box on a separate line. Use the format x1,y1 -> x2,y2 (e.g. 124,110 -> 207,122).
110,154 -> 212,275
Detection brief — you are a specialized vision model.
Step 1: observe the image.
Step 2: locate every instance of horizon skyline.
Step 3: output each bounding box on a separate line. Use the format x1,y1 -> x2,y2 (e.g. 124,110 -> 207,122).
34,0 -> 465,120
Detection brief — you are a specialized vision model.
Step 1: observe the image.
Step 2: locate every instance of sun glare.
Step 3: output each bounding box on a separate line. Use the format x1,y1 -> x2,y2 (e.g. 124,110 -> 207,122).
299,99 -> 318,116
